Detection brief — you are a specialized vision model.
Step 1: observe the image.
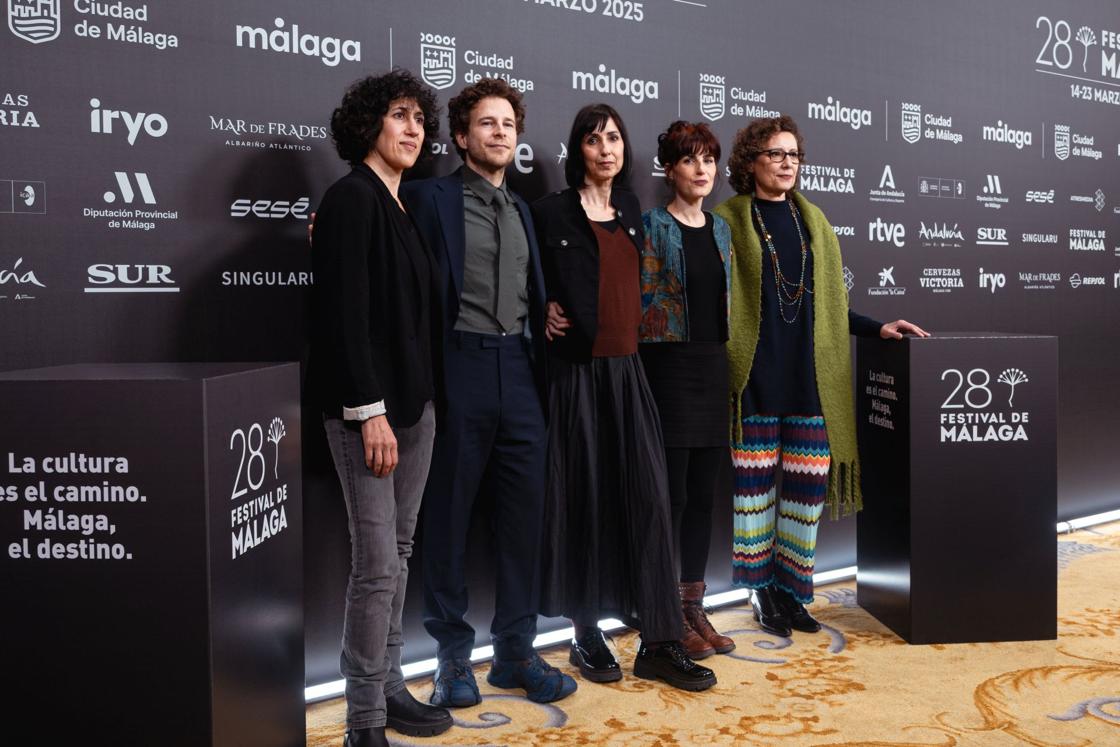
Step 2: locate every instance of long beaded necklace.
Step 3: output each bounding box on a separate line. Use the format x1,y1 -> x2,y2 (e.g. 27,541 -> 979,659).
752,197 -> 812,323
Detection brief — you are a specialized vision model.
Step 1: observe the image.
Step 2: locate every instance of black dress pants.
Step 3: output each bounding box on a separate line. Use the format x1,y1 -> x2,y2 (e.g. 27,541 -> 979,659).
422,331 -> 547,662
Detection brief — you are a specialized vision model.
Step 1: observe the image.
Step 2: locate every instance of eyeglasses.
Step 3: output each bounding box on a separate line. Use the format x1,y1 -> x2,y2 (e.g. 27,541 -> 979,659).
757,149 -> 805,163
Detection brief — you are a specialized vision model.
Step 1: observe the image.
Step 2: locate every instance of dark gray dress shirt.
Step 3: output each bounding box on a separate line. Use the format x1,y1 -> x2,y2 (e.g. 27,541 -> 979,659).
455,165 -> 530,335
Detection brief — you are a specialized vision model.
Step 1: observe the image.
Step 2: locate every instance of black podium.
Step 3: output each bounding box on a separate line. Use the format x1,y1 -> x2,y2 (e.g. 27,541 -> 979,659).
855,334 -> 1057,644
0,363 -> 304,746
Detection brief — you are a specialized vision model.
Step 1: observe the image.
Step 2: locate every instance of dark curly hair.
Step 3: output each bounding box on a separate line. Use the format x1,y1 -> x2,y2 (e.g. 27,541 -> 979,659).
330,69 -> 440,166
447,78 -> 526,159
727,114 -> 805,195
564,103 -> 633,189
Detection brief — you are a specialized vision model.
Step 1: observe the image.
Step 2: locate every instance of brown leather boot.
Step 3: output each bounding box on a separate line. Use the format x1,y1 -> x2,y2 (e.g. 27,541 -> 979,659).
681,581 -> 736,654
680,614 -> 715,659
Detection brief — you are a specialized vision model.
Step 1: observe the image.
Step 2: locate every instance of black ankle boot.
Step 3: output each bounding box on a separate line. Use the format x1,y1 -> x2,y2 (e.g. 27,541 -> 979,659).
772,586 -> 822,633
386,686 -> 453,736
569,627 -> 622,682
633,641 -> 716,691
752,586 -> 792,637
343,726 -> 389,747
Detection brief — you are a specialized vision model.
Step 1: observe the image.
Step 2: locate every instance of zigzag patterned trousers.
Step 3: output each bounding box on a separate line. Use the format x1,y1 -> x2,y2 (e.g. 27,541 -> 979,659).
731,414 -> 831,604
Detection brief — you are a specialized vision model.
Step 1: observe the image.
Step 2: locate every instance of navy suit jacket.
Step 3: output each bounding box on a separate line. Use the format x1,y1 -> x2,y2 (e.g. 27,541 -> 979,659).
401,168 -> 549,416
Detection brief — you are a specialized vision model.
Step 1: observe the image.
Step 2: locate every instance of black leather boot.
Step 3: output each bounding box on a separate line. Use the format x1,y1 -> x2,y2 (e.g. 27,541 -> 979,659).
343,726 -> 389,747
772,586 -> 823,633
386,686 -> 453,737
569,627 -> 622,682
633,641 -> 716,691
752,585 -> 792,637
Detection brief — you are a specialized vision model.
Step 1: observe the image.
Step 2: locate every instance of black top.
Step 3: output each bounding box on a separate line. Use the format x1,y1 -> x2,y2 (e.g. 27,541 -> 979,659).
675,213 -> 726,343
306,164 -> 436,428
531,187 -> 645,363
639,213 -> 729,448
744,197 -> 881,416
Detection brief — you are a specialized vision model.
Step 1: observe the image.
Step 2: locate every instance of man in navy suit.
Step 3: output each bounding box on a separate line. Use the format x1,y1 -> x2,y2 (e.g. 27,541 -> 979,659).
401,78 -> 576,707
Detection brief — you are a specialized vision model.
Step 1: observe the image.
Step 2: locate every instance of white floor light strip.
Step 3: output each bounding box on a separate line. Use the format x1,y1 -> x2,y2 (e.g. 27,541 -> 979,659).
305,509 -> 1118,703
1057,508 -> 1120,533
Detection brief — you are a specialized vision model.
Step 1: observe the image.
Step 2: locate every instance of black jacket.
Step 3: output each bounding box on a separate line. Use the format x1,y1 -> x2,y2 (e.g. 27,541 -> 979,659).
401,169 -> 549,415
531,186 -> 645,363
306,164 -> 437,428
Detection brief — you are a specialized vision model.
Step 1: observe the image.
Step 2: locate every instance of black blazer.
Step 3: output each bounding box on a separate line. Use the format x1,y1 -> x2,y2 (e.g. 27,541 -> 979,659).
401,168 -> 549,414
531,186 -> 645,363
305,164 -> 436,428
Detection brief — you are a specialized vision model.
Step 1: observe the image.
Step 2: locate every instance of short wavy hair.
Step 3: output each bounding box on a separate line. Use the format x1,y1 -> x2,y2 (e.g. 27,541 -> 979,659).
727,114 -> 805,195
656,120 -> 722,168
447,78 -> 526,159
330,69 -> 440,166
564,103 -> 633,189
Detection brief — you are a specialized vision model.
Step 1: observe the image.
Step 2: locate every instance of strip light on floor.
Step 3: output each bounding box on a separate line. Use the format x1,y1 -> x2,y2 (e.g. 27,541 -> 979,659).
1057,508 -> 1120,533
305,508 -> 1118,703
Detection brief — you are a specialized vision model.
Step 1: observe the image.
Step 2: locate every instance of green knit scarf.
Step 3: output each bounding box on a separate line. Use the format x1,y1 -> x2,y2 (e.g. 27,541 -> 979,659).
714,191 -> 862,518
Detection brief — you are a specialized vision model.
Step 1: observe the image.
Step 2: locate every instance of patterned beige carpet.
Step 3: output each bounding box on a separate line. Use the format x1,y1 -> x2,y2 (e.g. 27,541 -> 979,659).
307,521 -> 1120,746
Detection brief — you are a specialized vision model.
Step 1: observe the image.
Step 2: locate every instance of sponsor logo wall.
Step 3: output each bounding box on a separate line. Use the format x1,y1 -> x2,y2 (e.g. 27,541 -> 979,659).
4,0 -> 1119,688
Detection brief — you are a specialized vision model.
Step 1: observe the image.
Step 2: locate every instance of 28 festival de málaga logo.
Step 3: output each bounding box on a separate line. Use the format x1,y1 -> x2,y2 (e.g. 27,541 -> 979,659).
939,367 -> 1031,443
1034,12 -> 1120,105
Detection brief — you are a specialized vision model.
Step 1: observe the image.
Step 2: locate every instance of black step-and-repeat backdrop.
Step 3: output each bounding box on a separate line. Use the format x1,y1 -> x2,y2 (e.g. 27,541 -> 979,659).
4,0 -> 1118,688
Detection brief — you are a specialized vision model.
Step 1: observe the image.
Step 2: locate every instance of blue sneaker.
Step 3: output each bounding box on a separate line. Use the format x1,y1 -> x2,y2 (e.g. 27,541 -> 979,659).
486,652 -> 578,703
430,657 -> 481,708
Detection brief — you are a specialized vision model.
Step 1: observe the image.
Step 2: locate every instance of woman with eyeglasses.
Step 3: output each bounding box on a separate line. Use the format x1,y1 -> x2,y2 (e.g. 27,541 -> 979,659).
714,115 -> 927,638
532,104 -> 717,692
637,121 -> 736,660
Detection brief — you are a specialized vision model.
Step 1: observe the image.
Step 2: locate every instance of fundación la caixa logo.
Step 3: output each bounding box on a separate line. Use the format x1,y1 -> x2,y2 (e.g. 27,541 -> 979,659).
7,0 -> 60,44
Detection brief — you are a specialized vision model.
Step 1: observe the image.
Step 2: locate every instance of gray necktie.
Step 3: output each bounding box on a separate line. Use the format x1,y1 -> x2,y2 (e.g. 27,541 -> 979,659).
493,188 -> 520,332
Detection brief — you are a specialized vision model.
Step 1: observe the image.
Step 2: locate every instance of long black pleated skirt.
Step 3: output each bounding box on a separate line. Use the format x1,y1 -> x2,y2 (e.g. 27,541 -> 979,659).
539,352 -> 683,642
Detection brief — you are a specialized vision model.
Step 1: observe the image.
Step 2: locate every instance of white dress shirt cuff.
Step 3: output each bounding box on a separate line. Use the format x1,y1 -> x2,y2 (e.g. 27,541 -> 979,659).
342,400 -> 386,421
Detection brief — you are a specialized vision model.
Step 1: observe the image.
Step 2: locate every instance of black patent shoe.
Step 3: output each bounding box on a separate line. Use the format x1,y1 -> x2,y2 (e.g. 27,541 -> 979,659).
343,726 -> 389,747
569,628 -> 623,682
633,641 -> 717,691
752,586 -> 792,637
772,586 -> 823,633
386,686 -> 453,737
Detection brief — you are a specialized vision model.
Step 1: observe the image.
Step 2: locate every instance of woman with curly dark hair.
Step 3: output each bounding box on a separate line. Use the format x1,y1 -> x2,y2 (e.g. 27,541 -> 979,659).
638,121 -> 736,660
714,115 -> 926,640
306,69 -> 451,747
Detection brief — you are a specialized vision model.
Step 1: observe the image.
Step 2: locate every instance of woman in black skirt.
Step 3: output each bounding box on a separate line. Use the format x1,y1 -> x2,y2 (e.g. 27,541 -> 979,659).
531,103 -> 715,692
638,121 -> 736,660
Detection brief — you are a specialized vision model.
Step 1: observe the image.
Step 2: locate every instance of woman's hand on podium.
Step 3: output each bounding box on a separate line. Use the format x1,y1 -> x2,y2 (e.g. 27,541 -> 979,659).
880,319 -> 929,340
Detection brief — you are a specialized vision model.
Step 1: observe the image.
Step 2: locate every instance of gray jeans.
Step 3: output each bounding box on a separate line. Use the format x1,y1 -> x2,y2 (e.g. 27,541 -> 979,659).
323,401 -> 435,729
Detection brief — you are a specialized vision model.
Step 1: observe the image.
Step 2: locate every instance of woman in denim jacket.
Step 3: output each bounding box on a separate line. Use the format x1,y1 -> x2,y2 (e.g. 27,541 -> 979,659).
638,121 -> 736,660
